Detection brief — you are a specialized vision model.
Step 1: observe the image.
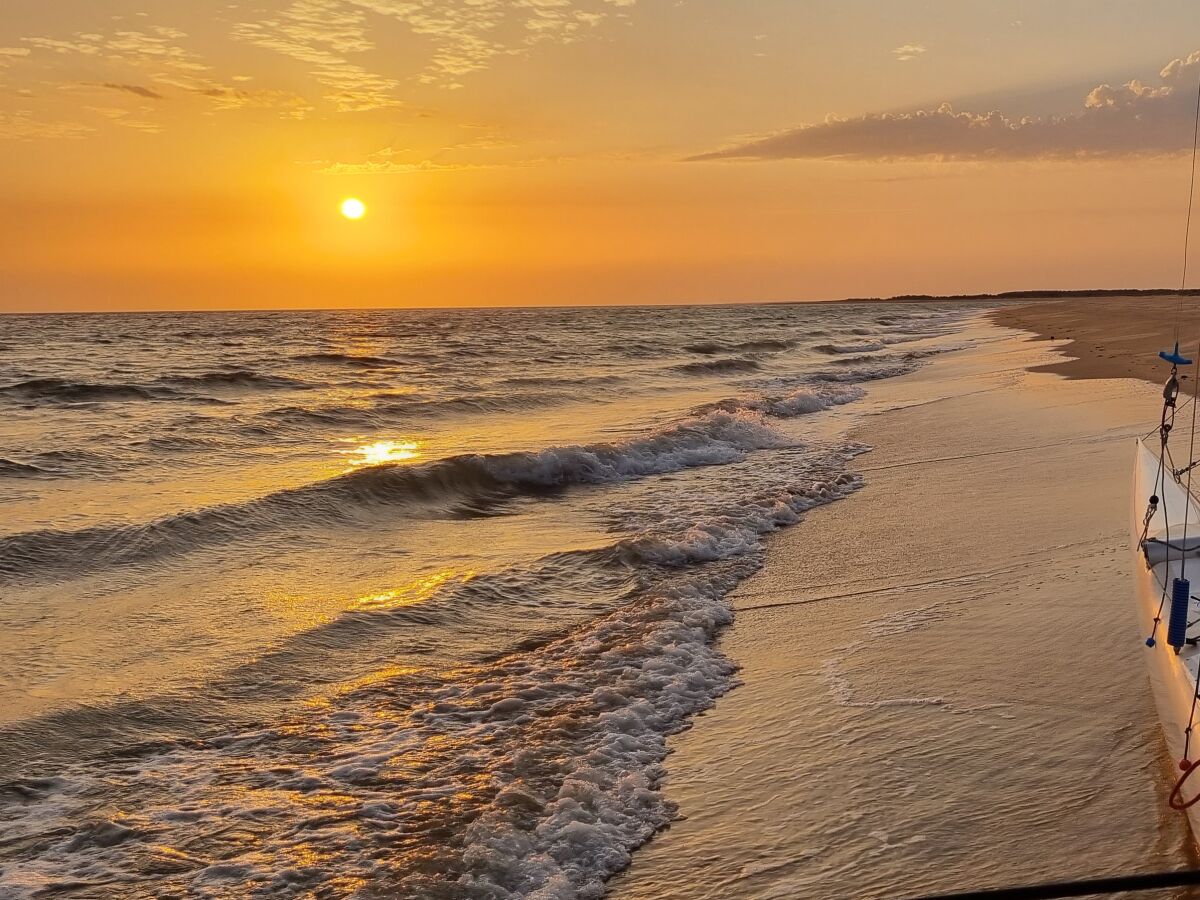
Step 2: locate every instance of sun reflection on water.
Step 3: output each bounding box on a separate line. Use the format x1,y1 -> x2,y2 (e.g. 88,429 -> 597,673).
351,569 -> 469,612
344,439 -> 421,467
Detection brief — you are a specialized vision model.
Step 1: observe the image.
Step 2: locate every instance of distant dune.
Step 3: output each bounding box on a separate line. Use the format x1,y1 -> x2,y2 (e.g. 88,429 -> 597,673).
843,288 -> 1200,303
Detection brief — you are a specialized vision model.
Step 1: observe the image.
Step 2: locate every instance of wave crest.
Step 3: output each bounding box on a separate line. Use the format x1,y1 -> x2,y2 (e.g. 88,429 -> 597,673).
292,352 -> 395,369
674,358 -> 760,375
0,407 -> 796,582
683,338 -> 796,355
812,341 -> 886,355
0,378 -> 184,404
0,370 -> 312,405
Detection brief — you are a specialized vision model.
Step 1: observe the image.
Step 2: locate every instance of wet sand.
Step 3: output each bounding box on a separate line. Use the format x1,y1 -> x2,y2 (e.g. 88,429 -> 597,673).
612,317 -> 1198,899
993,294 -> 1200,384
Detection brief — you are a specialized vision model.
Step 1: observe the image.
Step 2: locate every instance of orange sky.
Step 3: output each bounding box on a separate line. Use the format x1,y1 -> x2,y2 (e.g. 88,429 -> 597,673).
4,1 -> 1200,311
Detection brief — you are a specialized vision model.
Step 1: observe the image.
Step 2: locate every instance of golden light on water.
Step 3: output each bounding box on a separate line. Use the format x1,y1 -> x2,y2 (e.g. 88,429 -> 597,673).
352,569 -> 471,612
340,197 -> 366,220
348,440 -> 420,466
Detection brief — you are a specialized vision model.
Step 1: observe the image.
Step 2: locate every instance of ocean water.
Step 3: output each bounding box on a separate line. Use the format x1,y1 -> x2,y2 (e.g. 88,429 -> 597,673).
0,302 -> 968,898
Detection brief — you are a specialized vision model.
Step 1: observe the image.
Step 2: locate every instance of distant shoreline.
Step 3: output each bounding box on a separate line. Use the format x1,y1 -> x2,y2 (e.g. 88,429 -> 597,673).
841,287 -> 1200,303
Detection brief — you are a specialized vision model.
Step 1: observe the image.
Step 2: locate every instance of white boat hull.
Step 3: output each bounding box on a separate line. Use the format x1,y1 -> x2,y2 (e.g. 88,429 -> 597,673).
1133,438 -> 1200,840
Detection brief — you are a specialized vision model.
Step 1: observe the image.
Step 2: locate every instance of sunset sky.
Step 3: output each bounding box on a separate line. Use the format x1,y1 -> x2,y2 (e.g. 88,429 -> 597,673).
4,1 -> 1200,311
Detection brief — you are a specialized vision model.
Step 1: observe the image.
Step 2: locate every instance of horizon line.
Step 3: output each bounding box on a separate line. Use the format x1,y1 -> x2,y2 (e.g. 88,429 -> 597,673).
4,287 -> 1200,316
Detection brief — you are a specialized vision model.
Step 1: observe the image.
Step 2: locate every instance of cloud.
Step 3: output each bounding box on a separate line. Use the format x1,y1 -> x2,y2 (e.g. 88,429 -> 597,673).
20,28 -> 210,84
21,36 -> 103,55
316,158 -> 480,174
17,24 -> 314,121
85,106 -> 162,133
232,0 -> 401,111
310,141 -> 491,173
0,111 -> 93,140
7,1 -> 640,131
99,82 -> 164,100
693,50 -> 1200,162
892,43 -> 926,62
235,0 -> 638,98
197,86 -> 315,118
105,27 -> 210,74
0,47 -> 31,68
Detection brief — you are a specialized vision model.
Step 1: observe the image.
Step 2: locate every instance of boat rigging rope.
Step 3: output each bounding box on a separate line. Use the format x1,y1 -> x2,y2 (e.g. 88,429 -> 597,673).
1145,392 -> 1196,435
1145,388 -> 1176,649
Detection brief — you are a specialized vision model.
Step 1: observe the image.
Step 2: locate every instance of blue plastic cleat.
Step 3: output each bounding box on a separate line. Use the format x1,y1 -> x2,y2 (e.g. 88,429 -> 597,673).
1160,342 -> 1194,366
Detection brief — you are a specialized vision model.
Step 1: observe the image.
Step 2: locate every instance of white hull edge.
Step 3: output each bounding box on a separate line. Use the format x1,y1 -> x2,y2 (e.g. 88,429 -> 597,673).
1133,437 -> 1200,844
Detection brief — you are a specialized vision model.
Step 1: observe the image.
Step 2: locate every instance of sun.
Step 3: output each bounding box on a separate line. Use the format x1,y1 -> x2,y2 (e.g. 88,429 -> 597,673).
341,197 -> 366,220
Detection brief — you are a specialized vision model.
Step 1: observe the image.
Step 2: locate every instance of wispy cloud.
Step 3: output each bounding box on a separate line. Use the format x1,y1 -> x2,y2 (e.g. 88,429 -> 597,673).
5,2 -> 640,135
235,0 -> 638,102
317,158 -> 481,174
14,24 -> 315,125
693,51 -> 1200,162
892,43 -> 926,62
0,47 -> 31,68
310,141 -> 489,173
195,86 -> 315,119
0,111 -> 93,140
231,0 -> 401,111
98,83 -> 164,100
20,28 -> 210,89
85,106 -> 162,133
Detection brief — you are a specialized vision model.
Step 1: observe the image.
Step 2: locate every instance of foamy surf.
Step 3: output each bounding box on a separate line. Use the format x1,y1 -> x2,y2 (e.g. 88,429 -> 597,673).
0,301 -> 972,897
1,396 -> 853,582
0,466 -> 862,899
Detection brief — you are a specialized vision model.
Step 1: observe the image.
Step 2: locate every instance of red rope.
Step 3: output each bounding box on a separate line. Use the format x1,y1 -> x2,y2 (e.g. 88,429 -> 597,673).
1170,759 -> 1200,810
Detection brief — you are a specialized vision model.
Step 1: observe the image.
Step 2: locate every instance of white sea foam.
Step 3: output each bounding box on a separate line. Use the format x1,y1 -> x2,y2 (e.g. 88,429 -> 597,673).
0,571 -> 743,898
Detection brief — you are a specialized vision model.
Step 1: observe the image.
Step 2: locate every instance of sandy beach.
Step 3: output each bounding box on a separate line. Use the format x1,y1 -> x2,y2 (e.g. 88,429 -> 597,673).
613,305 -> 1200,899
994,295 -> 1200,385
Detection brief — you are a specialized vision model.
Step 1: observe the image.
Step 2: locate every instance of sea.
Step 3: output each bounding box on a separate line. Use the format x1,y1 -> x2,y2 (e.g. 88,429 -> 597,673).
0,301 -> 970,898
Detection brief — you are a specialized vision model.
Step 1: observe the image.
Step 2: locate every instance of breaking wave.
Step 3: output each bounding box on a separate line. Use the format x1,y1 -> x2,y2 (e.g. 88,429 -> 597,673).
697,384 -> 864,418
0,406 -> 802,582
0,468 -> 863,898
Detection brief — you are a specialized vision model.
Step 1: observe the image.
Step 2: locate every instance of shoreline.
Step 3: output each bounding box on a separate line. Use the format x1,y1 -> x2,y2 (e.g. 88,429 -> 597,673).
612,313 -> 1195,898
